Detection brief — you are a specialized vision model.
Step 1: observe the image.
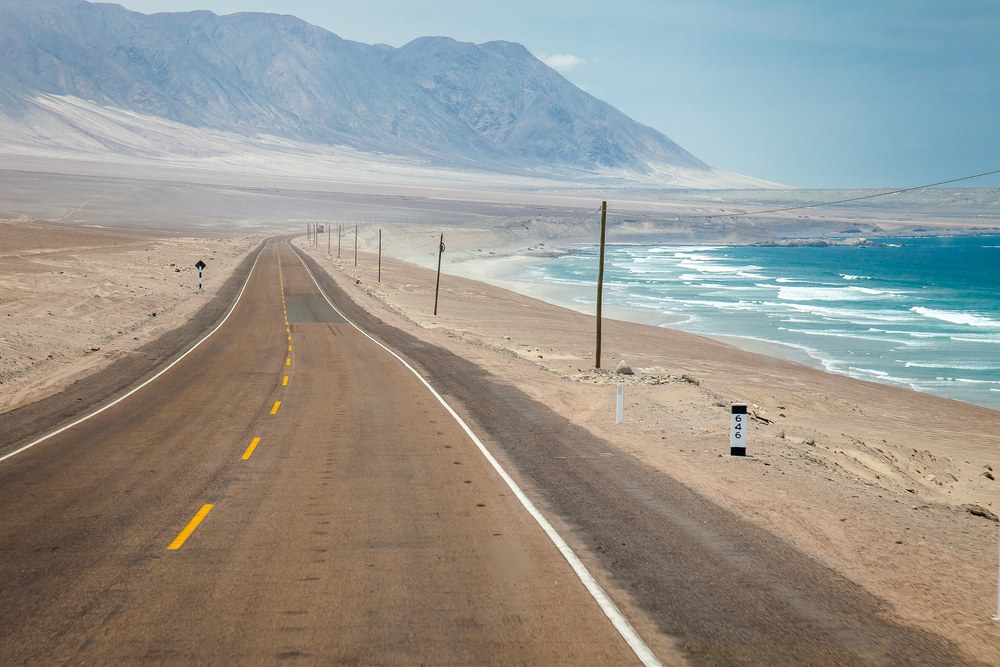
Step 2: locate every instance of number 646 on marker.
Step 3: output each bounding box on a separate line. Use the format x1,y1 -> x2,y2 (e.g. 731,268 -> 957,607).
731,403 -> 748,456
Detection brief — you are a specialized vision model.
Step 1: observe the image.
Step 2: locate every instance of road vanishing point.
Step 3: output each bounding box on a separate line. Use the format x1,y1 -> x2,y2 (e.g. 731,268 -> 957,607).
0,238 -> 977,665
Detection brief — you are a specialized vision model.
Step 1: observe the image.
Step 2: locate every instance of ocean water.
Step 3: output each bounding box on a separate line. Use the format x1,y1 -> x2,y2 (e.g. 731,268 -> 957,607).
515,236 -> 1000,410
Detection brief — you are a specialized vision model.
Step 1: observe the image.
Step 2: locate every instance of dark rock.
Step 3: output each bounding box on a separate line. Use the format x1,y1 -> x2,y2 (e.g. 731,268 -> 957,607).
962,504 -> 999,522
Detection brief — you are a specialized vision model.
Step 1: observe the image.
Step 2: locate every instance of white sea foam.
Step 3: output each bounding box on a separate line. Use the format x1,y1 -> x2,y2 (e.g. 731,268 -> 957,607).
845,366 -> 913,386
777,285 -> 900,301
677,259 -> 740,274
737,271 -> 771,280
779,327 -> 913,346
952,334 -> 1000,344
694,283 -> 764,292
903,361 -> 1000,371
672,251 -> 722,262
679,298 -> 761,312
840,274 -> 872,281
621,267 -> 676,277
868,328 -> 950,339
909,306 -> 1000,328
768,302 -> 915,325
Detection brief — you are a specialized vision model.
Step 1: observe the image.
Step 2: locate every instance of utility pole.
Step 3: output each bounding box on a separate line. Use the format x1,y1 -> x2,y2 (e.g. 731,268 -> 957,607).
595,201 -> 608,369
433,233 -> 445,316
328,224 -> 331,254
338,224 -> 342,259
378,229 -> 382,283
354,225 -> 358,267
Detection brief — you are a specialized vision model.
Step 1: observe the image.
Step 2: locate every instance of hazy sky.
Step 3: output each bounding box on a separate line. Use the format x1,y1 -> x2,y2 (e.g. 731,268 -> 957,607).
115,0 -> 1000,189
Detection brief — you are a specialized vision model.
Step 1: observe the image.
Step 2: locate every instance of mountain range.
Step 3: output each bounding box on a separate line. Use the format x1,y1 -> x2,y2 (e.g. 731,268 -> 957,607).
0,0 -> 775,188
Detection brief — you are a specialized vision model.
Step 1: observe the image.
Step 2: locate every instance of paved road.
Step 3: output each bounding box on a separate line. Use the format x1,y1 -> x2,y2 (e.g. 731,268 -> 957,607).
1,237 -> 980,665
0,240 -> 642,664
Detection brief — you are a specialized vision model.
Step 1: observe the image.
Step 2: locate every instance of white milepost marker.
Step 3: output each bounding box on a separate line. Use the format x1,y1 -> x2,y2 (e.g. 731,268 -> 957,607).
616,384 -> 624,424
994,522 -> 1000,621
731,403 -> 748,456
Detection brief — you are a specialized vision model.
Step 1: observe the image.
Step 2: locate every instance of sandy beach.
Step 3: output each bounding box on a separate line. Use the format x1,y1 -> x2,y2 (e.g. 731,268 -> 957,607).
3,209 -> 1000,662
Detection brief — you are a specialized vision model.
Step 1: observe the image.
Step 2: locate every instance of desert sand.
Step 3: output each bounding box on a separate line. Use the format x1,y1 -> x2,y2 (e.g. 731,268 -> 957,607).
3,210 -> 1000,662
0,217 -> 265,412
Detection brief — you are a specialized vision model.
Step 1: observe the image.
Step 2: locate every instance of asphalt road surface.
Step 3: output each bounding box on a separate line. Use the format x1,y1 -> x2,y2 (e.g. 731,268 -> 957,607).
0,240 -> 644,664
0,238 -> 980,665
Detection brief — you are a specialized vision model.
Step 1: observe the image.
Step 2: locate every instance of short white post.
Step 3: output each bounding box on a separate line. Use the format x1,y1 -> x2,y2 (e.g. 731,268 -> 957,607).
731,403 -> 747,456
616,385 -> 624,424
994,522 -> 1000,621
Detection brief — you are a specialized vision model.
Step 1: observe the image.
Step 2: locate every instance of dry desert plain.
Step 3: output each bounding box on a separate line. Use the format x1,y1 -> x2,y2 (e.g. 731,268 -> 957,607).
3,178 -> 1000,662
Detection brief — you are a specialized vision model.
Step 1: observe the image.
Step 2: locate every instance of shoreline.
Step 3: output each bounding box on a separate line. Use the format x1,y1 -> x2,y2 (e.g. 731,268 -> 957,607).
445,240 -> 1000,413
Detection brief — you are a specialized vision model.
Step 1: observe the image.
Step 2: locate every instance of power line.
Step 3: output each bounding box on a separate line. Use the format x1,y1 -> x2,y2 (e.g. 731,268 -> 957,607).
512,206 -> 602,254
702,168 -> 1000,220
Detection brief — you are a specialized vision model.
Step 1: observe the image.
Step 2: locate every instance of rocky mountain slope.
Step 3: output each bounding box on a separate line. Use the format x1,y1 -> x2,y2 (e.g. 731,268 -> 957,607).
0,0 -> 775,187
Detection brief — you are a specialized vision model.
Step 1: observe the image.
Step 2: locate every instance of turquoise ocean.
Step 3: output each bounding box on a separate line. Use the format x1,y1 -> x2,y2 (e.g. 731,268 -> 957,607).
515,235 -> 1000,411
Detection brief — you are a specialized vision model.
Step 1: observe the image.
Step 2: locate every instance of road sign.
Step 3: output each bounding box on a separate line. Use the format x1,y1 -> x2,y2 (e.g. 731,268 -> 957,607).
195,260 -> 206,289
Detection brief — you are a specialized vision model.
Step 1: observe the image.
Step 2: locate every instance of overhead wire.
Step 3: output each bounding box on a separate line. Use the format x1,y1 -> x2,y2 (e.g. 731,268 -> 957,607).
511,206 -> 602,254
699,167 -> 1000,220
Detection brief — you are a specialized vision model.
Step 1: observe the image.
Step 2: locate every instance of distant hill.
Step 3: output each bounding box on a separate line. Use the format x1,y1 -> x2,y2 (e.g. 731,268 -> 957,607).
0,0 -> 778,188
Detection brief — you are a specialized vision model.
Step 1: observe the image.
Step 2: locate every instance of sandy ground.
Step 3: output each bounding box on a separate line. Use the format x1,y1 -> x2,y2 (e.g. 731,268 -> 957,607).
0,217 -> 265,412
3,214 -> 1000,662
294,239 -> 1000,664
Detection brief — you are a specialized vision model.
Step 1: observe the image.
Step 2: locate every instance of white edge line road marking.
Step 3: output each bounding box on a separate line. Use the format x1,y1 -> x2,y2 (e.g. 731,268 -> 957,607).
288,240 -> 662,667
0,242 -> 270,464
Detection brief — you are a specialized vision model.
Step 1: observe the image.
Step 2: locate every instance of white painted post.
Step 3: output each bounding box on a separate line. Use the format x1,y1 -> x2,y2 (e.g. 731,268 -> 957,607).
616,385 -> 624,424
994,522 -> 1000,621
731,403 -> 747,456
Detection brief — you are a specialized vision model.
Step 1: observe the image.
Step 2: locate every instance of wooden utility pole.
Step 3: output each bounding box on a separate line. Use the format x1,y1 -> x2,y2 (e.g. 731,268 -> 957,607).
338,224 -> 342,259
595,201 -> 608,369
354,225 -> 358,267
328,224 -> 331,254
433,233 -> 445,316
378,229 -> 382,283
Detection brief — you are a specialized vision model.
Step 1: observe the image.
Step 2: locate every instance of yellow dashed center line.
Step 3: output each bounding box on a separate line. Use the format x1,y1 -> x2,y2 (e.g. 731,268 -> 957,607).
270,401 -> 281,415
241,437 -> 261,461
286,357 -> 291,366
282,375 -> 289,386
168,504 -> 214,550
